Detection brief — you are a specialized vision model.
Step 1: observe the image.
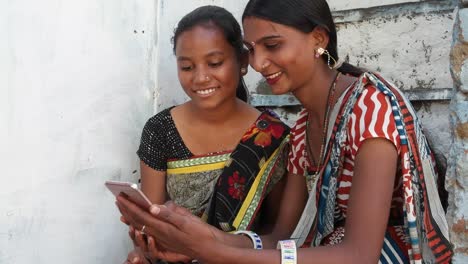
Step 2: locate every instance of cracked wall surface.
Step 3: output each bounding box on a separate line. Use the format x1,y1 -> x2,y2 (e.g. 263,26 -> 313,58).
0,1 -> 157,263
447,2 -> 468,262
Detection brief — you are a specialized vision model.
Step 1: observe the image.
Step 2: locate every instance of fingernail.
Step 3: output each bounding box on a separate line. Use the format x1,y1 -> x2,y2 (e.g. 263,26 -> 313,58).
150,205 -> 160,215
132,256 -> 139,263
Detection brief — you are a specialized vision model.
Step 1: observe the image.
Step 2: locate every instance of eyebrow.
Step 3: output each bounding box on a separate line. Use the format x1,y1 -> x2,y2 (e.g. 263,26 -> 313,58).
177,51 -> 225,61
243,35 -> 282,46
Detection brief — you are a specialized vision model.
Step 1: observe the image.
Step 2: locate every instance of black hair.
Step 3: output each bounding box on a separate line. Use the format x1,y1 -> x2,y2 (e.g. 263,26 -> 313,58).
242,0 -> 363,76
172,5 -> 248,102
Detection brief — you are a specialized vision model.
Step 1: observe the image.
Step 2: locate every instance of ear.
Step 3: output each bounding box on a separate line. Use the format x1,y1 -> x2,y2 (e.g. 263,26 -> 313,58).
308,26 -> 330,50
240,49 -> 249,76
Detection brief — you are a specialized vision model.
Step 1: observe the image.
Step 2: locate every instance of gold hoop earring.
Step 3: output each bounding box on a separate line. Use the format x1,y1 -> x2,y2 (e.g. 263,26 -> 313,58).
316,47 -> 337,69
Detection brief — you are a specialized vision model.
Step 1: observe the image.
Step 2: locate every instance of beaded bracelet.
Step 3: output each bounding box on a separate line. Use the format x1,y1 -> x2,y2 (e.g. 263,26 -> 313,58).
233,230 -> 263,249
277,240 -> 297,264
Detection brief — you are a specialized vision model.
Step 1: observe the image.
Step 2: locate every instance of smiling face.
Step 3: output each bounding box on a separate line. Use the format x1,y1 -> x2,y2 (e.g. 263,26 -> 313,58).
175,24 -> 242,110
243,17 -> 322,95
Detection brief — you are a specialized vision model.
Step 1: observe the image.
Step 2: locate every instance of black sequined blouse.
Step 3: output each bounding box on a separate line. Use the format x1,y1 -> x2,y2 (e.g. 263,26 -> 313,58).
137,107 -> 193,170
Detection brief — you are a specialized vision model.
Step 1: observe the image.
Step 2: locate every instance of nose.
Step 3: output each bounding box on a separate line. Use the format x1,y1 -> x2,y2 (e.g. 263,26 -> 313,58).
249,51 -> 270,73
194,67 -> 210,84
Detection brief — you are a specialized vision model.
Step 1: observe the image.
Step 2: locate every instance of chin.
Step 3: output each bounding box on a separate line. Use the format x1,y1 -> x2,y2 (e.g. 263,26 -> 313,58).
270,86 -> 291,95
192,99 -> 222,111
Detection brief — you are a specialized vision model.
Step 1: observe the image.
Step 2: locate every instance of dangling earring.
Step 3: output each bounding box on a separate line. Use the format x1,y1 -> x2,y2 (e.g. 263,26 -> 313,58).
241,68 -> 247,74
316,47 -> 337,69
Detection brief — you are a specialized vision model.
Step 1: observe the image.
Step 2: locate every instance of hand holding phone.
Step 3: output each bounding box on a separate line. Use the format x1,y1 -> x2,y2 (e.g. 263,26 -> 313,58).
105,180 -> 152,210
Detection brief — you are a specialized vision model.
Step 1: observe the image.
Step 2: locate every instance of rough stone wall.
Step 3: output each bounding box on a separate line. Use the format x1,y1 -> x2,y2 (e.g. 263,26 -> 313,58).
447,1 -> 468,262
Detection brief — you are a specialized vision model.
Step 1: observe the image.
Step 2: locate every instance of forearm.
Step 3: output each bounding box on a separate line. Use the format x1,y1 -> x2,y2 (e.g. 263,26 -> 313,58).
219,228 -> 286,250
198,242 -> 369,264
220,232 -> 254,249
259,233 -> 286,249
198,244 -> 280,264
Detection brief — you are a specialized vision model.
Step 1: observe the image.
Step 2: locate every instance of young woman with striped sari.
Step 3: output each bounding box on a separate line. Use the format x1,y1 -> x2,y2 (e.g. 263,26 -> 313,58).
117,1 -> 453,263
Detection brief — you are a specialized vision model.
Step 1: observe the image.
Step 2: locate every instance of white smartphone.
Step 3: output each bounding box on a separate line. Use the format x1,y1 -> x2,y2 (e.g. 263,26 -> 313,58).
105,180 -> 152,210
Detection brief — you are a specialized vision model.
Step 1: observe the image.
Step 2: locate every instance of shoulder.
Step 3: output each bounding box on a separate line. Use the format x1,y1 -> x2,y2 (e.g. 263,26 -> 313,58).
349,79 -> 394,128
143,106 -> 176,132
350,73 -> 395,113
345,74 -> 401,157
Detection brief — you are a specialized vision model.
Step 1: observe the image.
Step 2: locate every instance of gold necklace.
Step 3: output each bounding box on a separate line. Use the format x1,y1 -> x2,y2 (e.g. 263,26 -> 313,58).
306,72 -> 341,179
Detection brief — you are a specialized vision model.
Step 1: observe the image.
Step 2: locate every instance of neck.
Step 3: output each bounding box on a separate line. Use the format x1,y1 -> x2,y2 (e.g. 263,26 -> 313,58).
292,65 -> 338,123
188,98 -> 243,125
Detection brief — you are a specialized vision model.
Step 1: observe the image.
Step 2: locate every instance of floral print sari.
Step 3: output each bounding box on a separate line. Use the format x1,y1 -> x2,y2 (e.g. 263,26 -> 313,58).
166,110 -> 290,232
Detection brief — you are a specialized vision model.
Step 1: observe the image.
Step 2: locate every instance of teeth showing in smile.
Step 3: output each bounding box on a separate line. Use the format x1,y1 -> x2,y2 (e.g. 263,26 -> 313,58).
196,88 -> 216,95
266,72 -> 282,79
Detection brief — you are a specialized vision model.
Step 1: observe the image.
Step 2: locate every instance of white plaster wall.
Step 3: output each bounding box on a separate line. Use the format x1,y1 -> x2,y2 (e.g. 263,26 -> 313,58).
0,1 -> 156,263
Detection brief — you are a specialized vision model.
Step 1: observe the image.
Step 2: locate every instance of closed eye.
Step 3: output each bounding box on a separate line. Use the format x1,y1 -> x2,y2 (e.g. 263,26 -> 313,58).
180,66 -> 193,71
265,43 -> 280,50
209,61 -> 223,68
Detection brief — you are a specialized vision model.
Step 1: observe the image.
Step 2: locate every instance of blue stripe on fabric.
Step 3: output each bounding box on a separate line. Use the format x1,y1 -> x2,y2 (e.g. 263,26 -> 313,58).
408,221 -> 417,228
384,233 -> 409,264
374,78 -> 408,145
410,236 -> 419,245
317,162 -> 333,235
379,253 -> 390,264
382,241 -> 397,264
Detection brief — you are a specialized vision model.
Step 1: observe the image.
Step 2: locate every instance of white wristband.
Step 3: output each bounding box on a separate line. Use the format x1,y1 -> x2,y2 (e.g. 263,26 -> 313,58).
233,230 -> 263,249
277,240 -> 297,264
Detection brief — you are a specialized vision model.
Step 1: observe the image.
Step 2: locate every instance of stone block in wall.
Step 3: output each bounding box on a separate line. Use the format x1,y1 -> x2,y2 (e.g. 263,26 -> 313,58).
412,101 -> 452,156
458,9 -> 468,93
329,0 -> 421,11
336,9 -> 454,93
